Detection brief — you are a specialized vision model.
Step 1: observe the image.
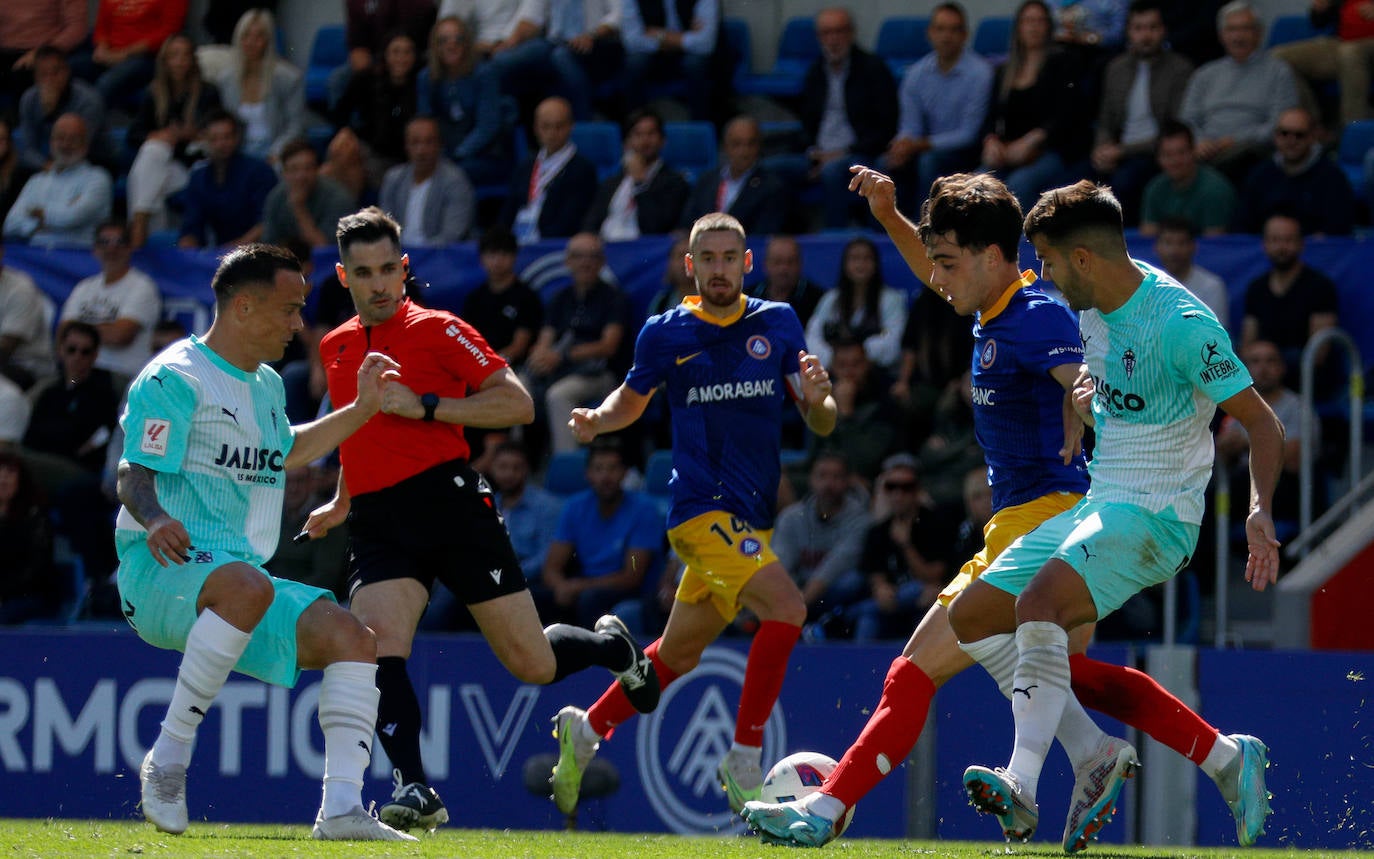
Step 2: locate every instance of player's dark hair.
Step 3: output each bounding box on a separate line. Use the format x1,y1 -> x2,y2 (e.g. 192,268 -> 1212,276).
1023,180 -> 1128,257
210,243 -> 303,307
917,172 -> 1022,262
337,205 -> 402,258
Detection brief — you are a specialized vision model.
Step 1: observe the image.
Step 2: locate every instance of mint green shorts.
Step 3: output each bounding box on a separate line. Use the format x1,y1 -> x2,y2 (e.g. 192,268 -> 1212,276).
978,497 -> 1199,619
116,535 -> 334,688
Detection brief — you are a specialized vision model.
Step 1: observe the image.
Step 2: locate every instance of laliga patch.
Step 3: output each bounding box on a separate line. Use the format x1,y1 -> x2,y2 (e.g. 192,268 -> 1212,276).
141,418 -> 171,455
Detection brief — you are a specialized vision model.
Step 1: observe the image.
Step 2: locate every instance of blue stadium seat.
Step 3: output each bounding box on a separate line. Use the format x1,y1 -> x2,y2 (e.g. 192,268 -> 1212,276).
643,449 -> 674,498
571,121 -> 624,182
663,121 -> 718,184
736,16 -> 819,98
723,17 -> 753,89
972,16 -> 1013,60
1266,13 -> 1331,48
543,450 -> 589,496
876,16 -> 931,80
305,25 -> 347,108
1338,119 -> 1374,188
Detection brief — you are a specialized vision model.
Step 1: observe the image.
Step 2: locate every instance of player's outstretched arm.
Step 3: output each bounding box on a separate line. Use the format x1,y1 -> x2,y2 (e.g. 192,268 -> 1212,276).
796,351 -> 837,437
298,469 -> 351,542
569,383 -> 652,444
286,351 -> 401,468
849,165 -> 933,290
117,462 -> 191,567
1221,387 -> 1286,591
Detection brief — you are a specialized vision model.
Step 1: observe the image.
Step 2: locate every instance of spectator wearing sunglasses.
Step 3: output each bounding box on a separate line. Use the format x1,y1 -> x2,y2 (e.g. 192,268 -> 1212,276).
23,320 -> 121,474
59,221 -> 161,381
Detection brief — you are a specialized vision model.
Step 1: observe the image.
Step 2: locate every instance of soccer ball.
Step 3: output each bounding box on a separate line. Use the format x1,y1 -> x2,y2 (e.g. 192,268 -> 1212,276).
759,751 -> 855,839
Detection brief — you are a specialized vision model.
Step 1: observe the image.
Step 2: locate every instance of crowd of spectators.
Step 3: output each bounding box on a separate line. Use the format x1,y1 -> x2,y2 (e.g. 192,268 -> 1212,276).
0,0 -> 1357,639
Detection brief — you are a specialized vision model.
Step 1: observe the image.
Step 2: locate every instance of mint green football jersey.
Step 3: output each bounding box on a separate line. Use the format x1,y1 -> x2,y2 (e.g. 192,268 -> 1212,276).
1080,262 -> 1252,524
115,336 -> 296,565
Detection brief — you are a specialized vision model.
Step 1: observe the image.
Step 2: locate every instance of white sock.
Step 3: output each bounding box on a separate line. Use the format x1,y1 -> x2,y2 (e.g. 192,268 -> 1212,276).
1201,733 -> 1241,783
727,743 -> 762,767
1055,697 -> 1110,770
318,661 -> 380,819
957,633 -> 1019,699
1006,621 -> 1071,802
575,713 -> 603,745
152,609 -> 251,769
804,791 -> 846,823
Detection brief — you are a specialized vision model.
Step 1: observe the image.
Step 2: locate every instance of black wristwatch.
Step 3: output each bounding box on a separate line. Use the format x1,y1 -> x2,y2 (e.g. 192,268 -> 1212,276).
420,392 -> 440,422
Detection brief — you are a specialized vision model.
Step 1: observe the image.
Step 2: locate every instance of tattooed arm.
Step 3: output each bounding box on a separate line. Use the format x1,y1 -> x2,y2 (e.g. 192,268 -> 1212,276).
117,462 -> 192,567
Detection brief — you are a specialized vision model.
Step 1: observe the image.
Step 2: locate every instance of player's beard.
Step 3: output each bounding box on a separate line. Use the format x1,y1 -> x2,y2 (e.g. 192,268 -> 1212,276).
700,278 -> 741,310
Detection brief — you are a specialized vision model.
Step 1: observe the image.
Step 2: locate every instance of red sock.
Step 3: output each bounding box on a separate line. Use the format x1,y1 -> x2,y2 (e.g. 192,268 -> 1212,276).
1069,652 -> 1218,764
587,639 -> 680,739
734,620 -> 802,746
824,657 -> 936,809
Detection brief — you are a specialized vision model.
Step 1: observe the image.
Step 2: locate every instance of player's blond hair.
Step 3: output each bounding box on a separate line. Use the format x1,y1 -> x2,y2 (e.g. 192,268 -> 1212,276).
688,212 -> 746,254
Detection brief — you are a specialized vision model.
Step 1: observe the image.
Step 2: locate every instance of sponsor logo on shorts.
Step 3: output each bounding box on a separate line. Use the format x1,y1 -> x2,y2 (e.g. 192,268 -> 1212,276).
739,537 -> 762,557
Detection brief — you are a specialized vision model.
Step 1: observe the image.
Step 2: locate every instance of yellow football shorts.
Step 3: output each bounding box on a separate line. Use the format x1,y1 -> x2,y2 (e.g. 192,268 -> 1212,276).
668,510 -> 777,622
937,490 -> 1084,606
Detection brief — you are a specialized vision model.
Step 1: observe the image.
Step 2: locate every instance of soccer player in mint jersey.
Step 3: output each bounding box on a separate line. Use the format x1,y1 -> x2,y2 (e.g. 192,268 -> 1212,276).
116,244 -> 415,841
299,207 -> 658,834
949,180 -> 1283,850
744,169 -> 1274,851
549,212 -> 838,818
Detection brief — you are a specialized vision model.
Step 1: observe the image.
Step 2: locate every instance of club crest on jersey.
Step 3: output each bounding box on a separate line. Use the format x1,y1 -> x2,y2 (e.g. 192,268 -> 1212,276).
979,340 -> 997,369
1122,348 -> 1137,379
739,537 -> 762,557
746,335 -> 771,360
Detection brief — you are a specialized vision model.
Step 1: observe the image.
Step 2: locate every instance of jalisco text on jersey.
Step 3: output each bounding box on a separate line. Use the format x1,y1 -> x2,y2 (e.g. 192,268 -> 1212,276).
213,445 -> 285,473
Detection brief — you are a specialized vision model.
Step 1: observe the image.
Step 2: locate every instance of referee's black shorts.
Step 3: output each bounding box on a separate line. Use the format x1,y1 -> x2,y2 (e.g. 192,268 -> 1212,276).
347,458 -> 527,604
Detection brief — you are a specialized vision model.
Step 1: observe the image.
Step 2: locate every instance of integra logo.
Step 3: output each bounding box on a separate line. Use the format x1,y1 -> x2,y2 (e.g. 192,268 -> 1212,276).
1093,375 -> 1146,412
685,379 -> 775,405
214,445 -> 285,483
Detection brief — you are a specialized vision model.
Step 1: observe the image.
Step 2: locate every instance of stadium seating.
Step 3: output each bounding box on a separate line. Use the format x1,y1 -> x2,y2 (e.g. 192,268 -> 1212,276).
571,121 -> 624,181
662,121 -> 718,184
305,24 -> 347,108
735,16 -> 819,99
1265,13 -> 1331,48
544,450 -> 590,496
875,16 -> 931,80
723,17 -> 753,90
1337,119 -> 1374,189
972,16 -> 1013,60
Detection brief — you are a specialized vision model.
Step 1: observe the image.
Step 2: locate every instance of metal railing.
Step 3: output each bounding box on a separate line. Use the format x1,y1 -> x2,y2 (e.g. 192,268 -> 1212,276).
1211,329 -> 1364,646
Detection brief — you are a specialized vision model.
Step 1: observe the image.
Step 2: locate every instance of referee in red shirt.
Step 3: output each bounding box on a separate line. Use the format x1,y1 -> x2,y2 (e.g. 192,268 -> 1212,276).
301,207 -> 658,832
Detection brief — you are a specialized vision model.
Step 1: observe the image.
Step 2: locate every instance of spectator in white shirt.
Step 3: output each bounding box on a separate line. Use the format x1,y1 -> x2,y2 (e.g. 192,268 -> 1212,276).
59,221 -> 161,380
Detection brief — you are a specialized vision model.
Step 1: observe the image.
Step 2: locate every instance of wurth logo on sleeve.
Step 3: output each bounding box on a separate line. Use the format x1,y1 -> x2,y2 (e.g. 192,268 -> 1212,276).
445,323 -> 490,366
141,419 -> 170,455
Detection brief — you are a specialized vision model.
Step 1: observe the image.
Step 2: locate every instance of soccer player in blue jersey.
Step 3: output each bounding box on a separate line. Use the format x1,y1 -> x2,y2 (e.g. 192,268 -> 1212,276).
115,244 -> 415,840
949,180 -> 1283,850
744,169 -> 1274,851
547,212 -> 838,817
